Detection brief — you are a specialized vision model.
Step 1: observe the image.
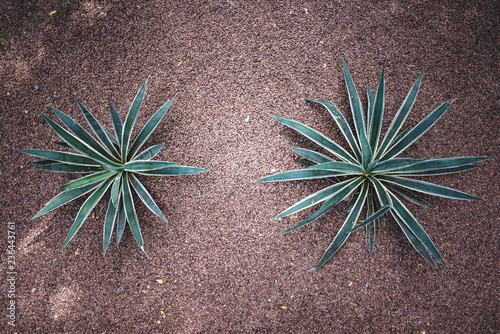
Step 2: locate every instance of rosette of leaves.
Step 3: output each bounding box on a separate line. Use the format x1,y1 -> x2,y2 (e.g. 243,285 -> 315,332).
257,60 -> 490,270
18,82 -> 208,254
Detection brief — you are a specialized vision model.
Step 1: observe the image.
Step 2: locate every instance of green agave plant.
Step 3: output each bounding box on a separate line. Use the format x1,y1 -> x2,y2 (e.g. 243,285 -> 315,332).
18,82 -> 208,254
257,60 -> 490,270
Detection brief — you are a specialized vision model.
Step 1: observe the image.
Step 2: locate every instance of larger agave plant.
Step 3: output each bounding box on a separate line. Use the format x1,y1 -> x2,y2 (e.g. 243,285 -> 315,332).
257,60 -> 490,270
18,82 -> 208,254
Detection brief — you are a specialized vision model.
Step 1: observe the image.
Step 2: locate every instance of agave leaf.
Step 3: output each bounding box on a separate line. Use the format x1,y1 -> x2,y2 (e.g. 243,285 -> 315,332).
305,99 -> 362,160
367,175 -> 392,207
103,198 -> 118,255
123,160 -> 180,171
372,196 -> 386,228
17,149 -> 99,166
134,144 -> 165,161
34,163 -> 103,173
39,113 -> 122,167
51,106 -> 119,161
122,173 -> 144,249
32,159 -> 58,165
128,98 -> 174,160
368,68 -> 385,151
379,175 -> 481,201
391,210 -> 437,268
360,131 -> 372,168
381,101 -> 451,161
350,205 -> 391,232
388,126 -> 412,151
308,161 -> 364,174
275,179 -> 353,219
104,128 -> 118,145
32,182 -> 101,219
75,98 -> 121,158
61,177 -> 114,250
121,82 -> 147,162
376,72 -> 423,159
54,141 -> 72,148
365,194 -> 376,254
342,59 -> 368,144
289,147 -> 334,164
365,160 -> 378,174
341,191 -> 358,216
136,165 -> 208,176
257,169 -> 344,182
268,115 -> 358,164
110,172 -> 123,207
316,182 -> 369,269
116,191 -> 126,246
281,177 -> 364,234
59,171 -> 116,190
398,164 -> 481,176
372,158 -> 421,173
109,102 -> 123,146
386,157 -> 492,175
129,174 -> 167,222
389,192 -> 447,267
294,159 -> 340,184
366,86 -> 375,131
385,183 -> 433,209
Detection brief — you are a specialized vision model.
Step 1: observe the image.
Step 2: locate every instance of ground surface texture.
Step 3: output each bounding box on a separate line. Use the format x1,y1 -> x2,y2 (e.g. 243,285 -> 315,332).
0,0 -> 498,333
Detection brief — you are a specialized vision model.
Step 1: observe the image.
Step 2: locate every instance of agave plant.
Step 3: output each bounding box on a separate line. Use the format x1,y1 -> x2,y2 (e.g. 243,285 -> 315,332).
257,60 -> 490,270
18,82 -> 208,254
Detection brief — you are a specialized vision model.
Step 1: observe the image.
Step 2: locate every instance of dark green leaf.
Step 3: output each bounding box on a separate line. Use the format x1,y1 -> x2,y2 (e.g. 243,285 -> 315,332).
391,210 -> 437,268
386,157 -> 492,175
59,171 -> 116,190
128,98 -> 174,160
308,161 -> 364,174
305,98 -> 361,160
342,59 -> 368,146
379,175 -> 482,201
269,115 -> 358,164
137,165 -> 208,176
103,198 -> 118,255
121,82 -> 147,162
129,174 -> 167,222
122,173 -> 144,249
134,144 -> 164,161
51,106 -> 119,161
17,149 -> 99,166
275,179 -> 353,219
109,102 -> 123,147
289,147 -> 334,164
75,98 -> 121,158
62,177 -> 114,250
34,163 -> 103,173
281,177 -> 364,234
350,205 -> 390,232
32,182 -> 100,219
381,102 -> 451,160
376,72 -> 423,159
123,160 -> 180,171
385,183 -> 433,209
257,169 -> 343,182
39,113 -> 122,167
316,182 -> 369,269
389,192 -> 446,267
368,68 -> 385,151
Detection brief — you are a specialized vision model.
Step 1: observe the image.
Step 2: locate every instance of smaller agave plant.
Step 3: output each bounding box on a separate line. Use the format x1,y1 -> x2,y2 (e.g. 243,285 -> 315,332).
18,82 -> 208,254
257,60 -> 490,270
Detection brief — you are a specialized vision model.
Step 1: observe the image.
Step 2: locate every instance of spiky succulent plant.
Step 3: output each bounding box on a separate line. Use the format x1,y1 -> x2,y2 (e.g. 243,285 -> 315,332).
18,82 -> 208,254
257,60 -> 490,270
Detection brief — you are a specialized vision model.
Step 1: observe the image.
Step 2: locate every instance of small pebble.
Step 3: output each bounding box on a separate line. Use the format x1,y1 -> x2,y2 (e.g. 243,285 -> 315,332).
35,85 -> 39,90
